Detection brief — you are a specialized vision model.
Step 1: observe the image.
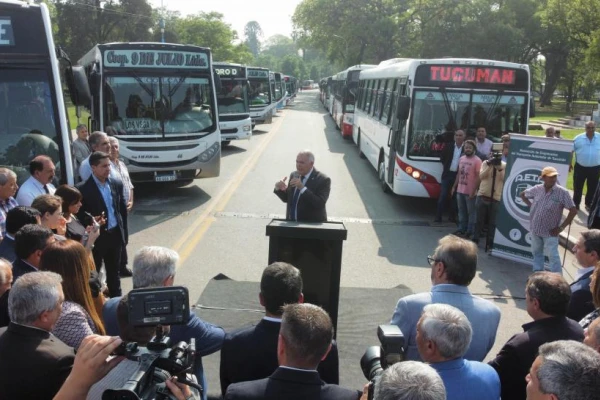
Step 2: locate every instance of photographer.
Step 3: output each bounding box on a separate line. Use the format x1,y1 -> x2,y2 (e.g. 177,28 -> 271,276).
472,154 -> 505,247
102,246 -> 225,399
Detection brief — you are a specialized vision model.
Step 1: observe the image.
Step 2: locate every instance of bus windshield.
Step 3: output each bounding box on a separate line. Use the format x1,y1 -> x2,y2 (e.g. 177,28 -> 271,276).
0,68 -> 61,184
249,78 -> 271,106
217,80 -> 249,115
408,90 -> 527,158
103,75 -> 216,138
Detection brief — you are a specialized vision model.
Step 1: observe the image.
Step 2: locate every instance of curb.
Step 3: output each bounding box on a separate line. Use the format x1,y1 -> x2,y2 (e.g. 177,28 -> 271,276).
559,231 -> 576,254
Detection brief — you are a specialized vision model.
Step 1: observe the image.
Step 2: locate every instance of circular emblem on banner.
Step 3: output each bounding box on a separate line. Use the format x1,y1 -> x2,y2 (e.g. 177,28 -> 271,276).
503,167 -> 542,222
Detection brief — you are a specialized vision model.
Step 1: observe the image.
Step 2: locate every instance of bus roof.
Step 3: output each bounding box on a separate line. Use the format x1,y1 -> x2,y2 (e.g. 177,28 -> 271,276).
359,58 -> 530,81
246,66 -> 269,71
213,62 -> 245,68
334,64 -> 377,80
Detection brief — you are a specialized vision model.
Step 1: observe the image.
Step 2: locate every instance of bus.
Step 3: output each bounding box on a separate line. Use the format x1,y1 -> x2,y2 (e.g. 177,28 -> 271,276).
214,62 -> 252,146
247,66 -> 276,125
354,58 -> 531,198
76,42 -> 221,183
274,72 -> 284,110
0,0 -> 84,186
327,75 -> 338,115
331,65 -> 376,137
302,80 -> 314,90
283,75 -> 297,106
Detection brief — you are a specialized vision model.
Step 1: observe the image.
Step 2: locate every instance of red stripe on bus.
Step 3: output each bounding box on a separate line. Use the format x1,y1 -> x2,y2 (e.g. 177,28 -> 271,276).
396,156 -> 441,198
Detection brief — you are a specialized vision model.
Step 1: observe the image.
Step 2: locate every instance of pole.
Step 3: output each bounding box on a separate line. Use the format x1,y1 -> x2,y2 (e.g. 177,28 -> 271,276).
160,0 -> 165,43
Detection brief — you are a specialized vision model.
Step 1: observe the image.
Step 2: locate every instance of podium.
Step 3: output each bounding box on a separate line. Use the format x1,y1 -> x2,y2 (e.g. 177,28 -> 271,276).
265,219 -> 348,333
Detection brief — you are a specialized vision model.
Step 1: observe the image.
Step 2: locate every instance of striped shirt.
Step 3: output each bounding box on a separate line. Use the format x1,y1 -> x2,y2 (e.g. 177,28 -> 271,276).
523,184 -> 575,237
111,159 -> 134,204
0,197 -> 17,237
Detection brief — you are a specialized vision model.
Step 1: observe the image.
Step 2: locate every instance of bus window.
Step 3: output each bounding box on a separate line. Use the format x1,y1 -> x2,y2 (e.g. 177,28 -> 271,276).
470,94 -> 527,139
408,90 -> 469,158
365,81 -> 373,113
371,80 -> 381,117
382,79 -> 396,125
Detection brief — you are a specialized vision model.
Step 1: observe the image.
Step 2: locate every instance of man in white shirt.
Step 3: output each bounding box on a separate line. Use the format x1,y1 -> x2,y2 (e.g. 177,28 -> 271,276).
475,127 -> 493,159
15,156 -> 56,206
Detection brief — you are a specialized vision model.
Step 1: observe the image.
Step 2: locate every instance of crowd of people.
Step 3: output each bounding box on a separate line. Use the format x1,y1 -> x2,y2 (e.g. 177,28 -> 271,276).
2,125 -> 600,400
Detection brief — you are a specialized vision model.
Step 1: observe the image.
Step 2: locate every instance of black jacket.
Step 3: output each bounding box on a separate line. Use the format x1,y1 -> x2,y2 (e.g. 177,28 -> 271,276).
76,176 -> 128,244
274,168 -> 331,222
0,322 -> 75,399
440,141 -> 463,179
567,269 -> 595,322
0,235 -> 16,264
220,318 -> 339,396
224,367 -> 360,400
488,316 -> 584,400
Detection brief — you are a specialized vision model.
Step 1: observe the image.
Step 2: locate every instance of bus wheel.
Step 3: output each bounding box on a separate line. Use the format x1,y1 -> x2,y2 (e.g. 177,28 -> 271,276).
378,159 -> 391,193
358,132 -> 366,159
222,141 -> 231,147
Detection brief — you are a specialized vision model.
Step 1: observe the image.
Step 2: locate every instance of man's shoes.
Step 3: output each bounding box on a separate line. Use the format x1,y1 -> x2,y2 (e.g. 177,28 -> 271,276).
119,267 -> 133,277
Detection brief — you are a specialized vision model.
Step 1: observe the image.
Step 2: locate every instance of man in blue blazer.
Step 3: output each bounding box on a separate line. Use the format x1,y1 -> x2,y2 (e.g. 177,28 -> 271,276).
391,234 -> 501,362
76,151 -> 127,298
224,304 -> 359,400
274,150 -> 331,222
568,230 -> 600,321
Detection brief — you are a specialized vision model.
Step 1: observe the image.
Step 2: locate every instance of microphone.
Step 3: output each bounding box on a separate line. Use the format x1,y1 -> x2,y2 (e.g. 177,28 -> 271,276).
291,172 -> 300,180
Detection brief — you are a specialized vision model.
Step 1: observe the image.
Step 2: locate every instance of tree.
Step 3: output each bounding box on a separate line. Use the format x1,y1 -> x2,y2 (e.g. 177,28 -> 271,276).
244,21 -> 263,58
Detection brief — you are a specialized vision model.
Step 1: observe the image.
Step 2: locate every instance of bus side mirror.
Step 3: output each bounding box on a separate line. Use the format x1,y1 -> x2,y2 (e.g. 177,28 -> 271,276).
213,72 -> 222,93
396,96 -> 410,121
529,97 -> 536,118
65,65 -> 91,109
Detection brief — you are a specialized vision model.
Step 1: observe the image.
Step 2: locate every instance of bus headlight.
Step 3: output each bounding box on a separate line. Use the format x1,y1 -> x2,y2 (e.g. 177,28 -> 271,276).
412,170 -> 421,179
199,142 -> 220,162
243,125 -> 252,132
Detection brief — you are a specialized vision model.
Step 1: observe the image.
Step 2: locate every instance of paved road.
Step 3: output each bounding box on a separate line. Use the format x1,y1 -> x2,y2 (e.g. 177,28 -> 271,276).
123,90 -> 580,398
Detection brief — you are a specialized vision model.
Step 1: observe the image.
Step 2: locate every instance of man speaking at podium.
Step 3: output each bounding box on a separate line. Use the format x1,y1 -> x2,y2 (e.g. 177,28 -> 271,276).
274,150 -> 331,222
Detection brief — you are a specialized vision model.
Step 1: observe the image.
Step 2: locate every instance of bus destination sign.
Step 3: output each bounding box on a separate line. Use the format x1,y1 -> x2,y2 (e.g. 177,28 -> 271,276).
214,67 -> 245,78
430,66 -> 516,85
104,50 -> 209,69
0,17 -> 15,46
248,69 -> 269,78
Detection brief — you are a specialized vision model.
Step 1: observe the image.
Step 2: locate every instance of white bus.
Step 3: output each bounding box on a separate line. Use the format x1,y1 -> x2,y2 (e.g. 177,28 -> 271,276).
354,58 -> 531,197
247,66 -> 276,125
331,65 -> 376,137
77,43 -> 221,183
0,0 -> 86,185
214,62 -> 252,146
274,72 -> 285,110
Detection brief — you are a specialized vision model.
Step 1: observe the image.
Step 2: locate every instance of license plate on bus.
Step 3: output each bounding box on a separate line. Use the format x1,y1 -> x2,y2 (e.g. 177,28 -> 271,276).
154,171 -> 177,182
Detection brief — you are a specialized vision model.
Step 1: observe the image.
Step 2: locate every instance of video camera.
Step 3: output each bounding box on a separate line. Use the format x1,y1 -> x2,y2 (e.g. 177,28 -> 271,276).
488,142 -> 504,166
360,325 -> 405,400
102,286 -> 201,400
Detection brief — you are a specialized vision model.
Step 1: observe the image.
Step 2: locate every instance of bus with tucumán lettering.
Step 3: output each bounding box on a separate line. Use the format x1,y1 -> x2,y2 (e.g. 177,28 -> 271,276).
354,58 -> 532,198
0,0 -> 86,186
331,64 -> 376,138
76,42 -> 221,183
213,62 -> 252,146
247,66 -> 276,126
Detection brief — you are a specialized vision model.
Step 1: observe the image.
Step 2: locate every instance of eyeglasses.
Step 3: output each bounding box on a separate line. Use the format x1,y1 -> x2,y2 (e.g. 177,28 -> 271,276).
427,255 -> 438,266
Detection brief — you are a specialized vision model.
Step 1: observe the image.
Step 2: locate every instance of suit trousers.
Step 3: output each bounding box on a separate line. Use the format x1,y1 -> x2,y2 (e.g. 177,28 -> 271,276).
573,163 -> 600,207
436,172 -> 457,220
93,229 -> 123,297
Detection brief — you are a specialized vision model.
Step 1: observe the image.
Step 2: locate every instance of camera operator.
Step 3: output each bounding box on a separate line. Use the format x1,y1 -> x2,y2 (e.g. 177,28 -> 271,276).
472,154 -> 505,247
102,246 -> 225,399
416,304 -> 500,400
360,361 -> 445,400
225,303 -> 361,400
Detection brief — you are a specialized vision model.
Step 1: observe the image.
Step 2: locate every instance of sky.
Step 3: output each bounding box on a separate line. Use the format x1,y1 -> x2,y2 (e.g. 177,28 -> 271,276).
150,0 -> 304,41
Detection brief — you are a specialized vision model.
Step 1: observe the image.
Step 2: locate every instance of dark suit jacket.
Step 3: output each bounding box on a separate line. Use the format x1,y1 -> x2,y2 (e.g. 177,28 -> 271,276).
224,367 -> 360,400
440,141 -> 463,179
488,316 -> 584,400
0,290 -> 9,327
274,168 -> 331,222
220,319 -> 339,396
12,258 -> 37,282
567,269 -> 595,322
0,235 -> 16,264
0,322 -> 75,399
76,176 -> 128,243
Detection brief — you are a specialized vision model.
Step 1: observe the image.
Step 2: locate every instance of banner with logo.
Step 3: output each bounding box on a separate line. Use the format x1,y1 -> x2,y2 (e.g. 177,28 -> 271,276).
491,135 -> 573,264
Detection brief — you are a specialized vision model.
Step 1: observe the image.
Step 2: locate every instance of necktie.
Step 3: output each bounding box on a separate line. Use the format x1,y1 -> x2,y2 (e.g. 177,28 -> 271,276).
43,185 -> 49,194
289,176 -> 305,220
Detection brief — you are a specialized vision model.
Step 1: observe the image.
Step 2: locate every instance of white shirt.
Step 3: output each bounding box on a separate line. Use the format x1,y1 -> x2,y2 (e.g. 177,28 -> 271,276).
575,266 -> 595,281
476,138 -> 493,156
450,144 -> 462,172
293,168 -> 313,220
15,176 -> 56,206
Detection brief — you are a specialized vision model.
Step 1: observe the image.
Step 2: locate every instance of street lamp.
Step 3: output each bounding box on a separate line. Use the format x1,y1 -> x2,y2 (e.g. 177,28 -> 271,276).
160,0 -> 165,43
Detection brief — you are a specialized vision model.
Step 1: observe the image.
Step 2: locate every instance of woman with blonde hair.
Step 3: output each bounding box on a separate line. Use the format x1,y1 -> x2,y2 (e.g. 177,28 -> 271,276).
40,239 -> 106,349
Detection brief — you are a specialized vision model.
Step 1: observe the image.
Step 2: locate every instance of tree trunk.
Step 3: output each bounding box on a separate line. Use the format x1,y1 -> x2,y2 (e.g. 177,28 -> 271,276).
540,50 -> 568,107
